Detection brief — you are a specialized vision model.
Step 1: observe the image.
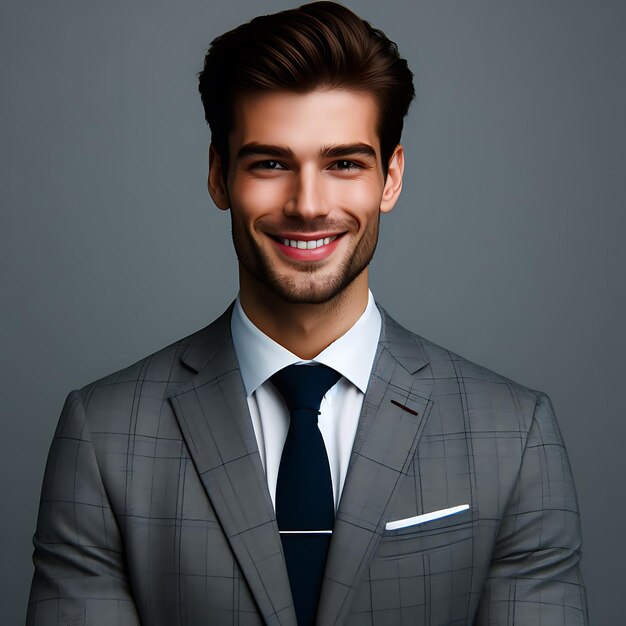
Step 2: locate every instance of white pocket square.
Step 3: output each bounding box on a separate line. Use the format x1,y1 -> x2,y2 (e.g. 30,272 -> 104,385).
385,504 -> 470,531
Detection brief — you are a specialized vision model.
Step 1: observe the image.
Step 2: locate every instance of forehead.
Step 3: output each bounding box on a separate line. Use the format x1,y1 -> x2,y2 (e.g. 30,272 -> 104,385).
229,89 -> 381,156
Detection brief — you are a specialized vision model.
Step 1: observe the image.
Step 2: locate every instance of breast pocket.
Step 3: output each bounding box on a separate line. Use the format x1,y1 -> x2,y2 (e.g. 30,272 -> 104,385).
349,509 -> 480,624
376,507 -> 476,559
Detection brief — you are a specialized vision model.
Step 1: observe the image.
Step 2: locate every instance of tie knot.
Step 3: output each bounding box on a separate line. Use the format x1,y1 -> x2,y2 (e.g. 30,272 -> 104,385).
270,363 -> 341,414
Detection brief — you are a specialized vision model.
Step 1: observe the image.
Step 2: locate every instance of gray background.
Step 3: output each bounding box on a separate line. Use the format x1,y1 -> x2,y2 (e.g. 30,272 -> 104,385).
2,0 -> 623,623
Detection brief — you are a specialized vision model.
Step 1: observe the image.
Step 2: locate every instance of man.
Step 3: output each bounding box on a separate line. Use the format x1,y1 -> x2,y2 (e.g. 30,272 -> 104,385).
27,2 -> 588,625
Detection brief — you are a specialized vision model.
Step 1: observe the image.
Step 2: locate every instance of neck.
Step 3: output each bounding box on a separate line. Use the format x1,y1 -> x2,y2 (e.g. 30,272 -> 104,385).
238,268 -> 370,360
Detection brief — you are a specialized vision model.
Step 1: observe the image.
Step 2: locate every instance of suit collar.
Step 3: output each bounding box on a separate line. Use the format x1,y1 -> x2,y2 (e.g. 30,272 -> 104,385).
177,302 -> 234,374
376,304 -> 430,375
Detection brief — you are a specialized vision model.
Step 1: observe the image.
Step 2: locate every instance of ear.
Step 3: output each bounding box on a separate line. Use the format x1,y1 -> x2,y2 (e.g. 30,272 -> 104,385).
380,144 -> 404,214
208,144 -> 230,211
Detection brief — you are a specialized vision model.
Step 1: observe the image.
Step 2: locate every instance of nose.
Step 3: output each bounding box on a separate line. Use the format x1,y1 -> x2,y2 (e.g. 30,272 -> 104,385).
283,164 -> 330,219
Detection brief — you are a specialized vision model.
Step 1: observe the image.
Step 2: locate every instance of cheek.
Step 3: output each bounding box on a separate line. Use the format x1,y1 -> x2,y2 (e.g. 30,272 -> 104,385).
233,177 -> 289,218
331,179 -> 382,219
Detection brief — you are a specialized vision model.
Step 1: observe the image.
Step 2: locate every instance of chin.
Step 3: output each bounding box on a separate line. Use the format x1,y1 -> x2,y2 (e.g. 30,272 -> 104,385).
263,266 -> 366,306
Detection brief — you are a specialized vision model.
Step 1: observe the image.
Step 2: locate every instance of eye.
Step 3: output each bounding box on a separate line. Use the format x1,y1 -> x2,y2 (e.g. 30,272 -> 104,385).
328,160 -> 362,171
251,160 -> 286,170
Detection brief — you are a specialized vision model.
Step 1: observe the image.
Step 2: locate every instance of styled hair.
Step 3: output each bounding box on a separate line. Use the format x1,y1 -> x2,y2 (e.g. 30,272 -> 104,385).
198,1 -> 415,178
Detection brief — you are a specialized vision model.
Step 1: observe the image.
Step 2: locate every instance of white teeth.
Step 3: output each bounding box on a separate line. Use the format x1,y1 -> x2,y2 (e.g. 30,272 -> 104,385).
280,235 -> 339,249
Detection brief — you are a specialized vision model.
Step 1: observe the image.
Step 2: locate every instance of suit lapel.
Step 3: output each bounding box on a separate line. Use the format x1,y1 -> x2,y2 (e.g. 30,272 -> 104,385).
316,306 -> 435,626
167,304 -> 297,626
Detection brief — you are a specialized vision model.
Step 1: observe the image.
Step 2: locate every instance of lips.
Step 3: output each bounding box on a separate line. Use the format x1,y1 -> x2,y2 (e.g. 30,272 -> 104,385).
277,234 -> 338,250
270,232 -> 345,261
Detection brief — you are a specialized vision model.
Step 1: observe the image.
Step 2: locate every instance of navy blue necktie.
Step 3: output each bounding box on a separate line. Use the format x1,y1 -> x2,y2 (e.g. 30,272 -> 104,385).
270,363 -> 342,626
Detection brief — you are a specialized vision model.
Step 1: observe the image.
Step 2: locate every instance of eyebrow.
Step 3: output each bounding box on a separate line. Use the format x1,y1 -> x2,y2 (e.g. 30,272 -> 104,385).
235,142 -> 378,162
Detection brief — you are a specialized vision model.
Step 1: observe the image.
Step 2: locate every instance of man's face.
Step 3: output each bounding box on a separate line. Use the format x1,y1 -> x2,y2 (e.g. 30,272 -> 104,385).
209,89 -> 403,304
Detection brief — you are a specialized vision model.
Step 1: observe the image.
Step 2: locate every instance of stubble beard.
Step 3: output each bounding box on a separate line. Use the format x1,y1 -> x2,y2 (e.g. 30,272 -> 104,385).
231,214 -> 380,305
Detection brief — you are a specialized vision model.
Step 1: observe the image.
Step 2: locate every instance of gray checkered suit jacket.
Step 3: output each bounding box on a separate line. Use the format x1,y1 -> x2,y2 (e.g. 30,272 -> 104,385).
27,303 -> 588,625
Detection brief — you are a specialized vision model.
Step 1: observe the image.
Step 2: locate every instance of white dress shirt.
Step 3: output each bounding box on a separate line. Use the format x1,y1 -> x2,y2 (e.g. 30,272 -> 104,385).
230,290 -> 382,511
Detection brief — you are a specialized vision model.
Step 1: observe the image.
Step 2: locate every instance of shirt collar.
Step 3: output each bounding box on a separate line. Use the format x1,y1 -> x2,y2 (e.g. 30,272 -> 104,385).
231,290 -> 382,397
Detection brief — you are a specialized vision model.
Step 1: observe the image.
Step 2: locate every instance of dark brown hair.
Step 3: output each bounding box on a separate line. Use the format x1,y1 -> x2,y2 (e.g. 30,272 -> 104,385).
198,1 -> 415,179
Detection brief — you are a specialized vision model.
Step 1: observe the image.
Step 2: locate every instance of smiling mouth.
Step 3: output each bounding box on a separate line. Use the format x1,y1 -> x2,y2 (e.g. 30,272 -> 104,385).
269,233 -> 345,249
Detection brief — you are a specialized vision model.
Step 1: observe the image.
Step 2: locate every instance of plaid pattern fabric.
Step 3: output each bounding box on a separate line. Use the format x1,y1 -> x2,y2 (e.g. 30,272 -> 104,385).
27,303 -> 588,625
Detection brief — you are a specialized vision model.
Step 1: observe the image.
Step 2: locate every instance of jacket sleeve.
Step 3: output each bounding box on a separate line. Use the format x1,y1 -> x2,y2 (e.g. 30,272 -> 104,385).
476,391 -> 589,625
27,390 -> 141,626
